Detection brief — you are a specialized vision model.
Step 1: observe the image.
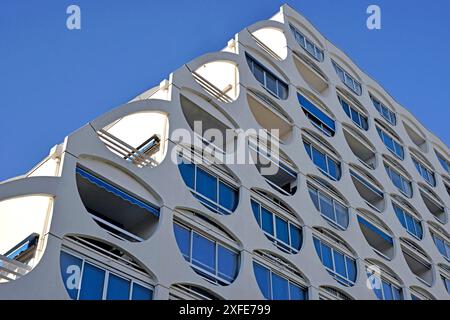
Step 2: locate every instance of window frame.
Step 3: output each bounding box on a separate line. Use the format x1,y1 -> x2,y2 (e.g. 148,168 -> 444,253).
370,95 -> 397,126
392,202 -> 423,240
304,140 -> 341,181
338,95 -> 368,131
384,163 -> 413,198
376,126 -> 404,160
412,156 -> 436,187
288,23 -> 324,62
331,61 -> 362,96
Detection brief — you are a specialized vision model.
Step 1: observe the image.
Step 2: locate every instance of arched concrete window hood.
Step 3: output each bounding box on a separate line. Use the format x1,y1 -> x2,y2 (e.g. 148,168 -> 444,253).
251,27 -> 288,61
0,195 -> 54,283
75,158 -> 161,243
97,111 -> 169,168
193,61 -> 240,103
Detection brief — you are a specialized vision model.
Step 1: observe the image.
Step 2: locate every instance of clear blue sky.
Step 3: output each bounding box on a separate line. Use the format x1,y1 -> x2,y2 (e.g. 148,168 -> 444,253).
1,0 -> 449,181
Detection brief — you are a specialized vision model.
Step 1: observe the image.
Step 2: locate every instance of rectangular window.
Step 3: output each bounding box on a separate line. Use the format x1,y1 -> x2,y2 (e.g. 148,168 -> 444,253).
377,127 -> 404,160
192,232 -> 216,275
436,151 -> 450,174
79,263 -> 105,300
253,262 -> 271,299
289,24 -> 324,62
393,204 -> 422,239
106,274 -> 130,300
371,96 -> 396,125
332,61 -> 362,95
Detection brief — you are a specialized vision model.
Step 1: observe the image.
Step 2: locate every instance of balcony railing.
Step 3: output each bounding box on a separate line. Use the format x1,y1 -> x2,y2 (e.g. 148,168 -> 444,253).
192,71 -> 233,103
97,129 -> 160,168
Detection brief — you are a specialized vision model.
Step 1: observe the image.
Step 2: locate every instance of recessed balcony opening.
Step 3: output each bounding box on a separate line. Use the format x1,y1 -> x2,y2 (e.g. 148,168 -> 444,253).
308,176 -> 349,230
192,61 -> 239,103
400,238 -> 434,286
253,250 -> 308,300
60,235 -> 154,300
180,94 -> 237,153
357,210 -> 394,260
403,120 -> 427,152
248,137 -> 298,196
246,53 -> 289,100
343,125 -> 376,169
293,52 -> 328,94
410,287 -> 435,300
250,188 -> 303,254
318,286 -> 353,300
75,164 -> 160,242
349,165 -> 385,212
0,195 -> 54,283
313,227 -> 357,287
303,130 -> 342,181
419,183 -> 447,224
173,210 -> 240,286
365,259 -> 403,300
429,222 -> 450,261
169,284 -> 222,300
251,27 -> 288,61
97,111 -> 169,168
298,91 -> 336,137
247,89 -> 293,143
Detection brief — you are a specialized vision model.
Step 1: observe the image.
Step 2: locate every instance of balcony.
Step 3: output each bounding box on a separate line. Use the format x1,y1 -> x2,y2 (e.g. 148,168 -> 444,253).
400,238 -> 434,286
357,212 -> 394,260
350,166 -> 385,212
419,184 -> 447,224
293,52 -> 328,94
342,125 -> 376,169
76,166 -> 160,242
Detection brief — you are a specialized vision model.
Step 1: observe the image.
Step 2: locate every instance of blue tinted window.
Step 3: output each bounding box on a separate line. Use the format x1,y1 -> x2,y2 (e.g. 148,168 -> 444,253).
132,283 -> 153,300
319,193 -> 335,221
312,148 -> 327,172
371,96 -> 396,125
275,216 -> 289,245
219,182 -> 237,211
192,233 -> 216,275
106,274 -> 130,300
436,151 -> 449,173
313,237 -> 321,258
179,162 -> 195,189
298,93 -> 335,136
79,263 -> 105,300
271,273 -> 289,300
196,168 -> 217,202
382,281 -> 393,300
346,256 -> 357,282
60,251 -> 83,300
309,187 -> 319,210
290,224 -> 302,251
218,246 -> 238,283
392,286 -> 402,300
174,223 -> 191,260
333,251 -> 347,279
253,262 -> 271,299
289,283 -> 307,300
251,200 -> 261,225
321,243 -> 333,270
335,202 -> 349,229
261,207 -> 274,235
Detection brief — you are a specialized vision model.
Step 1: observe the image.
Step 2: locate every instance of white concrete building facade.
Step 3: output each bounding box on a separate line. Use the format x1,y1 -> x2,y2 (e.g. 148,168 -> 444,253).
0,4 -> 449,300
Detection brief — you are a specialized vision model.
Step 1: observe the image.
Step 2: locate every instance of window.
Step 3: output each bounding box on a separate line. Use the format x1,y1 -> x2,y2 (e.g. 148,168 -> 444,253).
431,231 -> 450,261
60,250 -> 153,300
435,150 -> 449,174
289,24 -> 324,62
357,215 -> 394,260
174,222 -> 239,285
308,184 -> 349,230
349,169 -> 385,212
393,202 -> 423,240
442,275 -> 450,294
384,163 -> 413,198
251,198 -> 302,254
366,266 -> 403,300
304,141 -> 341,180
253,261 -> 307,300
338,95 -> 368,130
376,126 -> 404,160
412,157 -> 436,187
246,53 -> 288,99
178,159 -> 238,215
298,93 -> 335,137
332,61 -> 362,95
313,236 -> 356,286
371,95 -> 396,125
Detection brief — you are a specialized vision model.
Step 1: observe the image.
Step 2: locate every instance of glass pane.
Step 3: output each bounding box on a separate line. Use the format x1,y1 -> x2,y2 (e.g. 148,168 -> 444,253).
434,236 -> 446,256
196,168 -> 217,202
414,220 -> 423,239
218,246 -> 238,283
289,283 -> 306,300
350,108 -> 360,125
174,223 -> 191,260
394,206 -> 406,228
335,202 -> 349,229
271,273 -> 289,300
313,237 -> 321,258
346,256 -> 357,282
382,281 -> 393,300
79,263 -> 105,300
309,187 -> 319,210
405,214 -> 416,236
392,286 -> 402,300
253,262 -> 271,299
106,274 -> 130,300
333,251 -> 347,278
192,233 -> 216,275
253,63 -> 265,85
327,159 -> 339,180
312,147 -> 327,172
265,72 -> 278,95
60,251 -> 83,300
384,135 -> 395,152
132,283 -> 153,300
178,162 -> 195,189
275,216 -> 289,244
251,200 -> 261,226
219,182 -> 237,212
289,224 -> 302,251
261,207 -> 274,236
321,243 -> 333,270
319,193 -> 335,221
278,83 -> 288,100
